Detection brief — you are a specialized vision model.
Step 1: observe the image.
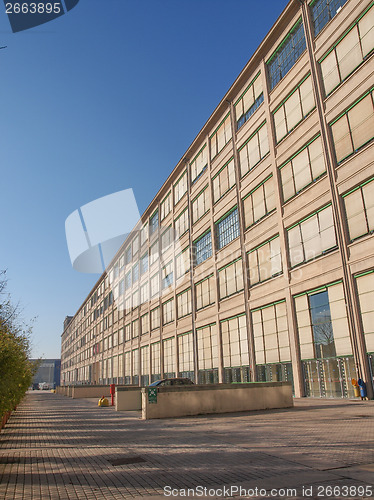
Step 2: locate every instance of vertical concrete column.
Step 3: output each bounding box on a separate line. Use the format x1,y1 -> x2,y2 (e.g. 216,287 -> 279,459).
300,2 -> 373,398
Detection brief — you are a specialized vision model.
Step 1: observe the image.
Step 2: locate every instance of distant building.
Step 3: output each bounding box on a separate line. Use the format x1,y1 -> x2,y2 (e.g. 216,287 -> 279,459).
32,359 -> 61,388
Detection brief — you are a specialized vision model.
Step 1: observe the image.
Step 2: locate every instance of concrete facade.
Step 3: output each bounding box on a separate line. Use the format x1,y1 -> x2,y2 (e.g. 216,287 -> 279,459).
61,0 -> 374,399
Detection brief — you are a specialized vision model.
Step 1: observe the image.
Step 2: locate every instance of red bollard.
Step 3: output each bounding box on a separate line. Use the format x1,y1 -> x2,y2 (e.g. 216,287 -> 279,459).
110,384 -> 115,406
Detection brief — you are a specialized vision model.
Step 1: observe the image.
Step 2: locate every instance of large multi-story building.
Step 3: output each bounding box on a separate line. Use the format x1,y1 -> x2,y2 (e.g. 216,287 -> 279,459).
61,0 -> 374,399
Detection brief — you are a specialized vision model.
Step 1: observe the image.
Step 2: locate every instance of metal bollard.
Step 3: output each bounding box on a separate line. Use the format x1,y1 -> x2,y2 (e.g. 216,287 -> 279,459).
110,384 -> 115,406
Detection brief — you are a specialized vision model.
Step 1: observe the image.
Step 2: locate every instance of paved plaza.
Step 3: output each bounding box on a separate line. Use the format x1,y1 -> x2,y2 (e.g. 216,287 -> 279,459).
0,392 -> 373,500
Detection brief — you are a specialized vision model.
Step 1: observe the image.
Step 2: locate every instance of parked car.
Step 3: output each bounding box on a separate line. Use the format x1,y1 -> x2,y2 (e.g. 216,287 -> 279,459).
148,378 -> 194,387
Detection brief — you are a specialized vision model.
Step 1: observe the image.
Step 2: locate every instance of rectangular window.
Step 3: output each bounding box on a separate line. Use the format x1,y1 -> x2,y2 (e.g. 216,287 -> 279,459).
235,72 -> 264,130
311,0 -> 348,37
132,289 -> 139,309
212,158 -> 235,203
161,226 -> 173,252
192,186 -> 210,223
218,259 -> 244,299
197,324 -> 219,371
125,323 -> 131,342
160,192 -> 171,221
151,307 -> 160,330
150,240 -> 159,265
132,235 -> 139,256
162,298 -> 174,325
330,87 -> 374,164
210,114 -> 232,160
190,145 -> 208,184
248,236 -> 282,286
149,210 -> 159,235
221,314 -> 250,369
178,332 -> 194,375
141,313 -> 149,335
132,319 -> 139,339
194,230 -> 212,265
294,282 -> 352,359
287,205 -> 337,267
216,207 -> 240,250
174,207 -> 189,237
125,296 -> 131,314
151,342 -> 161,380
162,261 -> 173,289
177,288 -> 192,318
119,328 -> 124,344
125,246 -> 132,265
238,122 -> 269,177
132,349 -> 139,383
252,301 -> 290,365
140,222 -> 148,246
280,135 -> 326,202
174,170 -> 187,205
176,247 -> 190,279
140,252 -> 148,275
320,4 -> 374,96
141,345 -> 149,386
243,175 -> 276,228
343,177 -> 374,241
125,271 -> 132,291
195,274 -> 215,310
163,337 -> 175,377
132,262 -> 139,283
150,273 -> 160,297
356,271 -> 374,352
267,18 -> 306,91
273,74 -> 315,143
140,282 -> 149,304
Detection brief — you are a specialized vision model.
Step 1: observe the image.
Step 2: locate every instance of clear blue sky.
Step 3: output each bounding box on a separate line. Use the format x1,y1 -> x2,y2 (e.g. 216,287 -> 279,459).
0,0 -> 288,359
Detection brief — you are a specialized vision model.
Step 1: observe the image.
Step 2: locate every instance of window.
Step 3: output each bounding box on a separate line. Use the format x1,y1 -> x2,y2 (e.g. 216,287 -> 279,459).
192,187 -> 209,223
161,226 -> 173,252
311,0 -> 348,37
132,262 -> 139,283
356,270 -> 374,352
132,319 -> 139,339
125,323 -> 131,342
125,296 -> 131,313
176,247 -> 190,279
218,259 -> 244,299
320,4 -> 374,95
141,345 -> 149,386
125,271 -> 131,291
132,236 -> 139,256
280,135 -> 326,202
141,313 -> 149,335
140,252 -> 148,275
174,171 -> 187,205
273,75 -> 315,143
195,274 -> 215,310
197,324 -> 219,378
243,175 -> 276,229
294,282 -> 352,359
212,158 -> 235,203
267,19 -> 306,91
119,328 -> 124,344
177,288 -> 192,318
163,337 -> 175,377
150,273 -> 159,297
125,246 -> 131,265
151,342 -> 161,381
150,240 -> 159,265
140,222 -> 148,246
160,192 -> 171,221
287,205 -> 337,267
216,207 -> 240,250
140,282 -> 149,304
235,72 -> 264,130
194,231 -> 212,265
178,332 -> 194,376
238,122 -> 269,177
162,261 -> 173,289
190,145 -> 208,184
330,87 -> 374,163
248,236 -> 282,286
149,210 -> 159,235
343,177 -> 374,241
252,301 -> 290,365
210,114 -> 232,160
151,307 -> 160,330
163,298 -> 174,325
174,207 -> 189,237
221,315 -> 250,382
132,289 -> 139,309
132,349 -> 139,384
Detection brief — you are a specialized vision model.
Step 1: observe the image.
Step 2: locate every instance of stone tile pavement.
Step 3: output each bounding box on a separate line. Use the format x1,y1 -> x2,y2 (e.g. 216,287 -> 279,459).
0,392 -> 373,500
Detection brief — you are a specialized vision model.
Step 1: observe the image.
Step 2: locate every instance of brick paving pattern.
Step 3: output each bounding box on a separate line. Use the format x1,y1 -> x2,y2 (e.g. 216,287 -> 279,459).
0,392 -> 373,499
